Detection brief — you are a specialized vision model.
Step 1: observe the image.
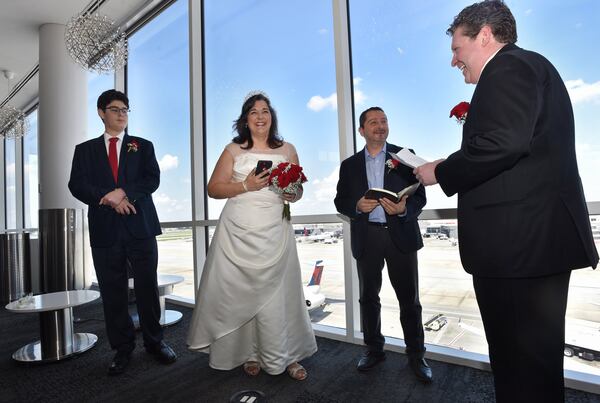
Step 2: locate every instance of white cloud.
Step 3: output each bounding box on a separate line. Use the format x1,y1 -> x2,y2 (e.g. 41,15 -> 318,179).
353,76 -> 366,105
311,166 -> 339,202
565,79 -> 600,105
397,47 -> 404,55
354,90 -> 366,105
525,9 -> 533,16
158,154 -> 179,171
307,93 -> 337,111
307,76 -> 367,112
153,193 -> 173,205
318,28 -> 328,35
153,193 -> 189,214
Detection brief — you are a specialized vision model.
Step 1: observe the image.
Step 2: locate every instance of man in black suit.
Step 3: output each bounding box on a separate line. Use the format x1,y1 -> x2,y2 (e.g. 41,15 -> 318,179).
335,107 -> 432,383
414,1 -> 599,401
69,90 -> 176,375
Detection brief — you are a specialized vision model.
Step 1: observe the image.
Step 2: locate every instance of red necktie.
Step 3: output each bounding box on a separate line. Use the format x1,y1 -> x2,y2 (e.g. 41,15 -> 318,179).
108,137 -> 119,183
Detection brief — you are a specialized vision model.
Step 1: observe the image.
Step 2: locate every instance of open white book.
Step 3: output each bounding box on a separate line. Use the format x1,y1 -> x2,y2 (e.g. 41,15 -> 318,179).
389,149 -> 428,169
364,182 -> 421,203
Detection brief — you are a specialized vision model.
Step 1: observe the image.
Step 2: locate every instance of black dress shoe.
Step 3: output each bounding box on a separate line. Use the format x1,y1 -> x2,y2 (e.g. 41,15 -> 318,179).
146,341 -> 177,364
409,356 -> 433,383
108,351 -> 131,376
356,351 -> 386,372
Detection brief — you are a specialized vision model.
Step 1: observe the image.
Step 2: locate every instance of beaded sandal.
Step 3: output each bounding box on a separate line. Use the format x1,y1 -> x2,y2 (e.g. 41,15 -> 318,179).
287,362 -> 307,381
243,361 -> 261,376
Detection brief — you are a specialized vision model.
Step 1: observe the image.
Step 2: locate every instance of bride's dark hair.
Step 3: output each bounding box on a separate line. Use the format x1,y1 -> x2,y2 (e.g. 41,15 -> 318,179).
232,93 -> 283,150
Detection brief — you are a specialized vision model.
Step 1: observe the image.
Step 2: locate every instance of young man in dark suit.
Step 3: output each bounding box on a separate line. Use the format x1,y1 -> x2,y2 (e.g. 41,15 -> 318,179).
69,89 -> 176,375
335,107 -> 432,383
414,1 -> 599,401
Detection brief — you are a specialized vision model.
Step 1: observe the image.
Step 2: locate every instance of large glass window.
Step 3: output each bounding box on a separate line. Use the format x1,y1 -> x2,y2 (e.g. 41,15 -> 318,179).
203,0 -> 345,328
349,0 -> 600,376
127,0 -> 191,223
295,223 -> 345,329
87,72 -> 114,139
204,0 -> 340,219
4,137 -> 16,229
23,109 -> 38,228
156,226 -> 194,297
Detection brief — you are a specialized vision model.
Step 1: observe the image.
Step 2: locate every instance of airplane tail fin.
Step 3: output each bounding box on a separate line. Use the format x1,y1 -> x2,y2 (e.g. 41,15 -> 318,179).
307,260 -> 324,286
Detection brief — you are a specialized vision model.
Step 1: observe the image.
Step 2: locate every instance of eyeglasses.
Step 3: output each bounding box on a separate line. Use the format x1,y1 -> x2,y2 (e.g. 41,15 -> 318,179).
105,107 -> 130,115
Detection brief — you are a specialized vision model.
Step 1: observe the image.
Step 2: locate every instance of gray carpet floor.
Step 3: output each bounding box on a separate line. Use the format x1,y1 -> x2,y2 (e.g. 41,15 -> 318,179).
1,299 -> 599,403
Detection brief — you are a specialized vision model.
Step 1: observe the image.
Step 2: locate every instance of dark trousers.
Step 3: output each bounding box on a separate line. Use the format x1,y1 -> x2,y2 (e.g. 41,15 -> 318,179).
91,220 -> 163,353
356,224 -> 425,356
473,271 -> 571,403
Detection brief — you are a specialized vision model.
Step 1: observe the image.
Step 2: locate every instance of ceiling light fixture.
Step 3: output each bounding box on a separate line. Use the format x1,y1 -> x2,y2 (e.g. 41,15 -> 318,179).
0,70 -> 26,139
64,0 -> 128,74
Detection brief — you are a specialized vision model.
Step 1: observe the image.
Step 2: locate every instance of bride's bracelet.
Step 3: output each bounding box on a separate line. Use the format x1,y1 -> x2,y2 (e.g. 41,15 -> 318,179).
242,180 -> 249,192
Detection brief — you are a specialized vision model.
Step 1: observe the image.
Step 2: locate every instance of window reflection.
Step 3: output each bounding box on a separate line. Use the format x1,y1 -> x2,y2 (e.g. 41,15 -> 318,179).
24,110 -> 38,228
417,219 -> 487,353
204,0 -> 340,219
156,227 -> 194,298
294,223 -> 345,329
5,138 -> 16,229
127,0 -> 191,222
87,72 -> 114,139
349,0 -> 600,376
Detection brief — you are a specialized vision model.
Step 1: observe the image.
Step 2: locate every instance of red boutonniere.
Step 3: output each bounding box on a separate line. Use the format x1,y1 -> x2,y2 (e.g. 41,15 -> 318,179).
385,158 -> 400,173
127,140 -> 139,152
450,101 -> 470,124
267,162 -> 308,220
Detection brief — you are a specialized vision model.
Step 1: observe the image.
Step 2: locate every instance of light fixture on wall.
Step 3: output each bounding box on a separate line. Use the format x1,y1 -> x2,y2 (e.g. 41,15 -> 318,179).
64,0 -> 128,74
0,70 -> 26,139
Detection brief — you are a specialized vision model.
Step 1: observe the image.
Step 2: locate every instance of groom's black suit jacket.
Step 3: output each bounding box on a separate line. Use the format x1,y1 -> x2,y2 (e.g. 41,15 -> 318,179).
335,143 -> 426,259
68,134 -> 162,247
435,43 -> 598,277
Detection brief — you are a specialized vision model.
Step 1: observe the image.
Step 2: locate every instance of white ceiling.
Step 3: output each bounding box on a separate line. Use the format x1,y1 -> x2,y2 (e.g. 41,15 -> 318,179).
0,0 -> 159,109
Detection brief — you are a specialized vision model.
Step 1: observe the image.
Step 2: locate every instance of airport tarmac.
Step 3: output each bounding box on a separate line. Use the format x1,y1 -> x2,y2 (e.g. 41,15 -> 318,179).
155,229 -> 600,375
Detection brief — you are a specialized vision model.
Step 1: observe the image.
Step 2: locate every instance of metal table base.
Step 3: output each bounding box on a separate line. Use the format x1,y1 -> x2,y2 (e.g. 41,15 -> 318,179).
131,309 -> 183,329
129,275 -> 184,329
12,332 -> 98,363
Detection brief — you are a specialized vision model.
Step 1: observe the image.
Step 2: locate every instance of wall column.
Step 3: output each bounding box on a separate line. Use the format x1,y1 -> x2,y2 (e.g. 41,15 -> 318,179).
37,24 -> 89,293
38,23 -> 87,209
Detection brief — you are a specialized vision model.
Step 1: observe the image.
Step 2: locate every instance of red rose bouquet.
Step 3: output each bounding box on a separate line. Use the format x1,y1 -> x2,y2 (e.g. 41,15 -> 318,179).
267,162 -> 308,220
450,101 -> 470,124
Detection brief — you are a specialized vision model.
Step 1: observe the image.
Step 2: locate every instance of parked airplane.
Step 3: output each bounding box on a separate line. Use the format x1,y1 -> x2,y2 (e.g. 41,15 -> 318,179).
564,318 -> 600,361
297,230 -> 337,243
304,260 -> 326,311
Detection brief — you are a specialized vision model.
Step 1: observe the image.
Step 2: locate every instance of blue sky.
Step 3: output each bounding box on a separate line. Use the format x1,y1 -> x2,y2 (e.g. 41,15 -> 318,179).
83,0 -> 600,221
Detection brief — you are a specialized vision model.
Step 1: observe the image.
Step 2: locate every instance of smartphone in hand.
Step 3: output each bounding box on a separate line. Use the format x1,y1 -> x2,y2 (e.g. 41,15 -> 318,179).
255,160 -> 273,175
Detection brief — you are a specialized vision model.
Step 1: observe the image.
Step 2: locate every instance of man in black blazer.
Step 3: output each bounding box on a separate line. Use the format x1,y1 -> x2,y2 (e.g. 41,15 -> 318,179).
69,90 -> 176,375
414,2 -> 599,401
335,107 -> 432,383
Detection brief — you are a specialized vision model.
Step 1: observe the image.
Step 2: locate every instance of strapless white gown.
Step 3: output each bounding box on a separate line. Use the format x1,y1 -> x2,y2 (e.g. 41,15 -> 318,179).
187,151 -> 317,374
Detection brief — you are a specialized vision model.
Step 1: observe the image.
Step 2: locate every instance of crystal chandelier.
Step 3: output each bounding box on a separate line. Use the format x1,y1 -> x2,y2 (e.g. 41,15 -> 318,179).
0,70 -> 26,139
0,105 -> 26,139
64,0 -> 128,74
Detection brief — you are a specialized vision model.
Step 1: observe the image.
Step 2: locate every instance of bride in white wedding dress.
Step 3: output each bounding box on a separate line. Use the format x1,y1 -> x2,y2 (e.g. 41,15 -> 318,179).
187,92 -> 317,380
